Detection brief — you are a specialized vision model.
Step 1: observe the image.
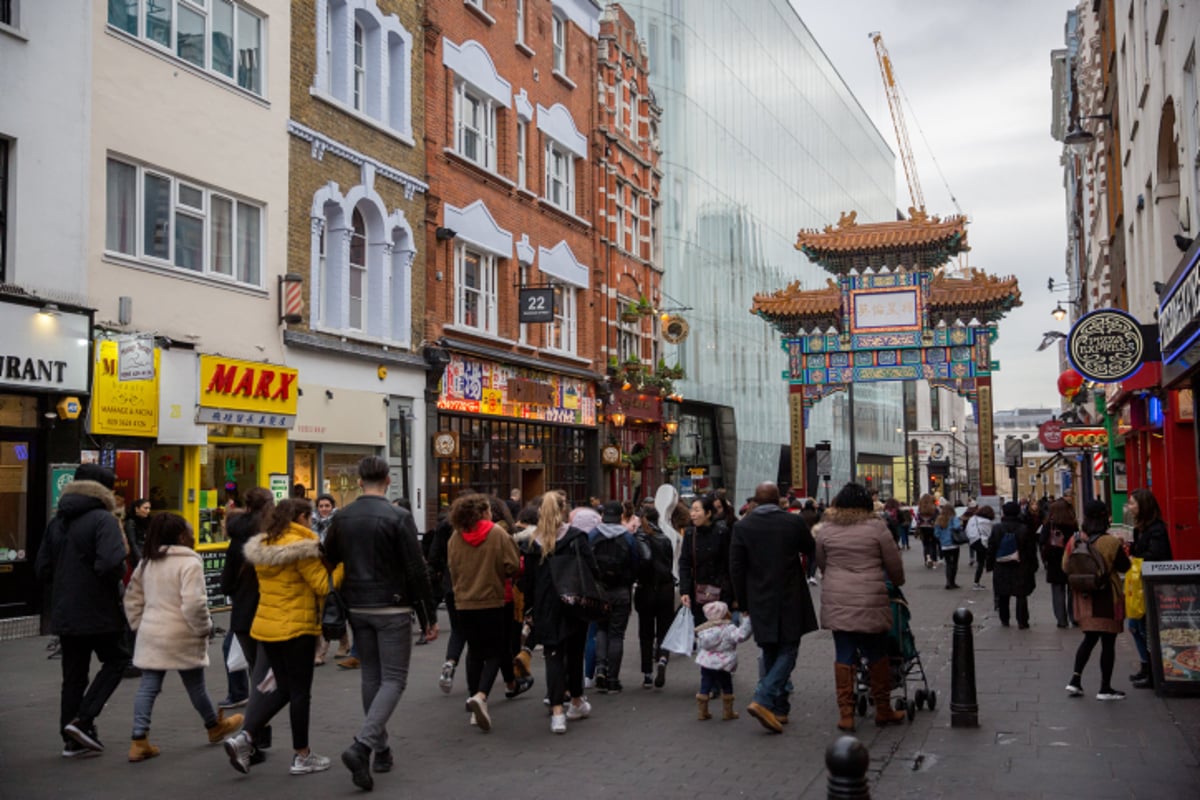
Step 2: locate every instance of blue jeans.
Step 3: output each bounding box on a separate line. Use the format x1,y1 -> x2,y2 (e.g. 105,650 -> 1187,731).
753,641 -> 799,715
1128,617 -> 1150,662
832,631 -> 887,666
699,667 -> 733,696
132,668 -> 217,739
350,611 -> 412,753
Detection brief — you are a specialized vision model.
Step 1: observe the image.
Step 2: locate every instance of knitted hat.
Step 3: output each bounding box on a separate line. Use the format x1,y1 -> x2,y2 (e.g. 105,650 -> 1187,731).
74,464 -> 115,490
702,601 -> 729,622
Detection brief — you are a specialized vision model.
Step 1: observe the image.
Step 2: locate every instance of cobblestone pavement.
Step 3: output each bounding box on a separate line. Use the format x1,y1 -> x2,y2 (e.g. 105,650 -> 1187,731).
1,545 -> 1196,799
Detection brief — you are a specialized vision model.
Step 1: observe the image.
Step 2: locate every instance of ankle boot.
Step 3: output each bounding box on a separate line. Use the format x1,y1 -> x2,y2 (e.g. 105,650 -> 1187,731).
721,695 -> 738,720
1131,661 -> 1153,689
835,662 -> 856,732
207,712 -> 244,744
128,737 -> 160,762
869,659 -> 904,726
695,694 -> 712,720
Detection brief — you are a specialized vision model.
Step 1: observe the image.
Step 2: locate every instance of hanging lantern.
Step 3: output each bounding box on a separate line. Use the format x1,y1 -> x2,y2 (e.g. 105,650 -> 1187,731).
1057,368 -> 1084,400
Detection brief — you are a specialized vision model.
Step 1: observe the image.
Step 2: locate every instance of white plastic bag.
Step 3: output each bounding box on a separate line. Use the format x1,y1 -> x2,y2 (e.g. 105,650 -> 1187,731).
257,668 -> 276,694
661,606 -> 695,656
226,635 -> 248,673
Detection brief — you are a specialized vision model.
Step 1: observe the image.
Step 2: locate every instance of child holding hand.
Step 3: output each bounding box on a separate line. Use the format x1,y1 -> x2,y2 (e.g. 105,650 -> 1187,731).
694,601 -> 752,721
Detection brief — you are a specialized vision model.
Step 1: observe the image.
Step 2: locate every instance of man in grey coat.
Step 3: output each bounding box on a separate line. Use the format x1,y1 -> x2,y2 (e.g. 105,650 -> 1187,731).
729,482 -> 817,733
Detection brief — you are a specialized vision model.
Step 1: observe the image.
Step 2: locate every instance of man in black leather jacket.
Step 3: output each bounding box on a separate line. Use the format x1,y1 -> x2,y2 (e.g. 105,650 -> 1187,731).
322,456 -> 437,791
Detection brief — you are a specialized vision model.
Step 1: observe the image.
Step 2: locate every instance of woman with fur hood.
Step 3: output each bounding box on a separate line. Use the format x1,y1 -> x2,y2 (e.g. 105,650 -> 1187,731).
814,483 -> 906,732
123,513 -> 243,761
223,499 -> 334,777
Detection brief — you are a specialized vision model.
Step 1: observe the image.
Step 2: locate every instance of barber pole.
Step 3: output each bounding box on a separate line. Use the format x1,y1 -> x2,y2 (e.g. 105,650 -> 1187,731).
279,273 -> 304,324
1093,452 -> 1104,477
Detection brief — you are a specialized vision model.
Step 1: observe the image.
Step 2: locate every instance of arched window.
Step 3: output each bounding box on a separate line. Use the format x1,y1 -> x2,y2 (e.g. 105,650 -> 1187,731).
349,208 -> 367,330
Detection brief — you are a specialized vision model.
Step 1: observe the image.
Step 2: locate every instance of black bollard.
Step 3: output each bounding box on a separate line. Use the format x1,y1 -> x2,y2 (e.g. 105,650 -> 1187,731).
950,607 -> 979,728
825,735 -> 870,800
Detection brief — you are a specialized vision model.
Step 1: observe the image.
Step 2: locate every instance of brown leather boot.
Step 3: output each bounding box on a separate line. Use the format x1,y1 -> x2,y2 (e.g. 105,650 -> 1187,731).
207,712 -> 244,744
128,737 -> 160,762
835,663 -> 856,732
696,694 -> 712,720
870,658 -> 905,726
721,695 -> 738,720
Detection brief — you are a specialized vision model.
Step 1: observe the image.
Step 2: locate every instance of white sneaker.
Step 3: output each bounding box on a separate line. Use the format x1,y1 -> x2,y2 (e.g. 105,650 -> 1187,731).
438,661 -> 455,694
583,676 -> 595,690
467,694 -> 491,732
1065,682 -> 1084,697
565,697 -> 591,720
290,751 -> 332,775
807,577 -> 818,586
550,713 -> 567,734
1096,689 -> 1126,701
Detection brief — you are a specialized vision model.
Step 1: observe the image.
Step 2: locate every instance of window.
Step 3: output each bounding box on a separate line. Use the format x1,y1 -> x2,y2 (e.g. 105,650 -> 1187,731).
353,21 -> 365,110
616,182 -> 636,252
518,263 -> 529,344
552,13 -> 566,73
1,0 -> 15,27
105,156 -> 263,286
0,139 -> 7,283
455,80 -> 496,169
317,0 -> 413,138
617,297 -> 640,363
544,139 -> 574,212
455,244 -> 497,334
516,121 -> 527,188
349,209 -> 366,330
465,0 -> 485,9
106,0 -> 265,97
550,285 -> 576,353
515,0 -> 525,44
627,81 -> 640,141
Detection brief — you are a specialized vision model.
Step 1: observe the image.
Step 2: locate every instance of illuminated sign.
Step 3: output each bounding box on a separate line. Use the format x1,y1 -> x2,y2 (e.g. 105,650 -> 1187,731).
199,355 -> 299,416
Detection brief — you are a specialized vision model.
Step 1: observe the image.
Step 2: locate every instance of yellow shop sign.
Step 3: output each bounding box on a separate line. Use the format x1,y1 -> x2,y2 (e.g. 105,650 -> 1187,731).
199,355 -> 299,416
91,340 -> 159,436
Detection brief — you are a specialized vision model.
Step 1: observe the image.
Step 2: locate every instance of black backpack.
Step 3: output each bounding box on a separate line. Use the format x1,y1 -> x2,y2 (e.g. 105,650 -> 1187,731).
635,531 -> 674,587
1065,532 -> 1109,592
592,532 -> 635,589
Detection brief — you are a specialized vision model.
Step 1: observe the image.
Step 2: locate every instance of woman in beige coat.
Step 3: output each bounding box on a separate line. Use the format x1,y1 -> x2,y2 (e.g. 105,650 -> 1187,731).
814,483 -> 906,732
123,513 -> 242,761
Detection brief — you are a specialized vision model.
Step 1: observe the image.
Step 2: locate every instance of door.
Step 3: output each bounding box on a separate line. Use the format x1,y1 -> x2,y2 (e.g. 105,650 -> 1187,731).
0,434 -> 36,617
521,467 -> 545,503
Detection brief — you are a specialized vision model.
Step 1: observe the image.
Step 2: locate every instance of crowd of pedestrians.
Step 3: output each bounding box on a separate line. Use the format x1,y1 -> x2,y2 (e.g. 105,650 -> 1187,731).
35,457 -> 1174,791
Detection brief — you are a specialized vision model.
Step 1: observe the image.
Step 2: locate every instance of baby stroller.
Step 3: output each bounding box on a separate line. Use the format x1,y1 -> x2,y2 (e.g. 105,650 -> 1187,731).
852,583 -> 935,721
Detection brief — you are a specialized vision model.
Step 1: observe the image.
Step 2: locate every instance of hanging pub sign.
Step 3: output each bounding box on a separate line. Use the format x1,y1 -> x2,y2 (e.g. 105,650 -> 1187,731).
1067,308 -> 1146,383
518,288 -> 555,323
1038,419 -> 1065,451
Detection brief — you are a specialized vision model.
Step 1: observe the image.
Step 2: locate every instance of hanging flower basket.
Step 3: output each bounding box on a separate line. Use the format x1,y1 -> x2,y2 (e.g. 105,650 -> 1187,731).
620,307 -> 642,323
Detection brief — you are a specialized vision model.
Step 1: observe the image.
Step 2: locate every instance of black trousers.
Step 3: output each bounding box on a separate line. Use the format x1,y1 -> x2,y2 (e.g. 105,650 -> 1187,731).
1074,631 -> 1117,689
635,583 -> 676,674
544,625 -> 587,708
997,594 -> 1029,627
943,547 -> 961,587
456,607 -> 513,698
58,632 -> 130,738
242,635 -> 316,751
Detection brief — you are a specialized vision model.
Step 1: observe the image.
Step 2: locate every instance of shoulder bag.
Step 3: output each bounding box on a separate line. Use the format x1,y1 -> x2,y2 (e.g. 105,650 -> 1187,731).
549,536 -> 611,621
321,573 -> 348,641
692,532 -> 722,605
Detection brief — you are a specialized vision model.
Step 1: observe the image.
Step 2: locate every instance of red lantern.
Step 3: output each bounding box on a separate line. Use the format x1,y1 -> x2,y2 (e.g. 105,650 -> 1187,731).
1057,369 -> 1084,400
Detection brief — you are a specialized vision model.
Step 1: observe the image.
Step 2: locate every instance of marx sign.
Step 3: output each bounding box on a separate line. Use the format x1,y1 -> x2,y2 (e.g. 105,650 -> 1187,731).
1067,309 -> 1145,383
198,356 -> 299,424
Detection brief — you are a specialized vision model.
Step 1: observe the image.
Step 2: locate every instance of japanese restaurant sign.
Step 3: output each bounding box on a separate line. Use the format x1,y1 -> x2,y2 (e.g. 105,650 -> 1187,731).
437,354 -> 596,426
1144,560 -> 1200,695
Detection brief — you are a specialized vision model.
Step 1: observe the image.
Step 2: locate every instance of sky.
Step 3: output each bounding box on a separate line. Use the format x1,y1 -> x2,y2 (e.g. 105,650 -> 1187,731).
789,0 -> 1078,411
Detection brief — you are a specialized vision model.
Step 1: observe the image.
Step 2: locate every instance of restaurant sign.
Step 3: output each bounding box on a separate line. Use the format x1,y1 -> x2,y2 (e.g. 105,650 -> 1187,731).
198,355 -> 299,428
438,354 -> 596,426
1160,246 -> 1200,364
1067,309 -> 1145,382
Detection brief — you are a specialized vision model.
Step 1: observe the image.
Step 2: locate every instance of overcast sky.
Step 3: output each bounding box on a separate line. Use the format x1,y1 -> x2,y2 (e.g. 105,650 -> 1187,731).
790,0 -> 1077,411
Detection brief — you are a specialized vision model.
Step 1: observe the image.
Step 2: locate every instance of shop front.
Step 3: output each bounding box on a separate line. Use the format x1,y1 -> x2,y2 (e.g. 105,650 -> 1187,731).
433,352 -> 599,511
0,296 -> 92,623
606,388 -> 663,503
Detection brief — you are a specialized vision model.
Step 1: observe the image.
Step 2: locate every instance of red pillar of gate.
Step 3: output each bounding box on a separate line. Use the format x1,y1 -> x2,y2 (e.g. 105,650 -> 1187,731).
976,376 -> 997,496
789,385 -> 806,499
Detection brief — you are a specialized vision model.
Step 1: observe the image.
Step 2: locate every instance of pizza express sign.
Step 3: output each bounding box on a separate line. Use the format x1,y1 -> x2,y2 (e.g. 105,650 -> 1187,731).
1067,309 -> 1146,383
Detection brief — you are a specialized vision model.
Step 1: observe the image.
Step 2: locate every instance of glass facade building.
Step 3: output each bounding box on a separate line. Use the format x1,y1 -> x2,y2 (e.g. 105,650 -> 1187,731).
621,0 -> 904,500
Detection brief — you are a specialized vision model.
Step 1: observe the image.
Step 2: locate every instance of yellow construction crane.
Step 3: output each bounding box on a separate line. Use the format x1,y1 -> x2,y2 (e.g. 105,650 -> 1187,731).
870,31 -> 924,213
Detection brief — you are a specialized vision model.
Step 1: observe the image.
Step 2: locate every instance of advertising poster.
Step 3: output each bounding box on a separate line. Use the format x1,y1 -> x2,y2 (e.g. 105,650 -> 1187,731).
199,546 -> 230,610
1145,561 -> 1200,694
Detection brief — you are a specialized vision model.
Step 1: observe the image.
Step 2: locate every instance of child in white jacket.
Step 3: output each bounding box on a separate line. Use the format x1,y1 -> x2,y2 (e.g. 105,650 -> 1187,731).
694,601 -> 752,721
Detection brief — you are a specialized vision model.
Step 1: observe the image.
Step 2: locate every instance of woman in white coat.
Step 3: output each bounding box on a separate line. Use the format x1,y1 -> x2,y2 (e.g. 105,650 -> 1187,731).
123,513 -> 242,761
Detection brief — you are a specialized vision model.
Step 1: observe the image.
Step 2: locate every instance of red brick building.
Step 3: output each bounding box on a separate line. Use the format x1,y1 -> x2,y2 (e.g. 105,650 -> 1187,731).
594,4 -> 666,501
422,0 -> 603,509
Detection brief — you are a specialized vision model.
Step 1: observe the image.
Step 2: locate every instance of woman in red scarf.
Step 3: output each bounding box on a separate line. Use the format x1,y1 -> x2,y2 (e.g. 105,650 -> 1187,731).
447,493 -> 521,732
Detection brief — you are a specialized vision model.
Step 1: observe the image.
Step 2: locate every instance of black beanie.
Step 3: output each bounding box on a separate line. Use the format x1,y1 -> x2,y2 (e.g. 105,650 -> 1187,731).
74,464 -> 116,490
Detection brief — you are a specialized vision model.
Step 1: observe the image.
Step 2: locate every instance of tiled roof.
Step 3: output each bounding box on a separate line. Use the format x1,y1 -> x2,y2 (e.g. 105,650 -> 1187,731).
751,280 -> 841,319
795,209 -> 969,271
931,272 -> 1022,310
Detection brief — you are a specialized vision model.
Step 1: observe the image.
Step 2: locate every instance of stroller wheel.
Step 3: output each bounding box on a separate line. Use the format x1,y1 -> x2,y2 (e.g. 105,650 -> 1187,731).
856,694 -> 868,717
927,690 -> 937,711
906,699 -> 916,721
893,698 -> 905,712
914,689 -> 927,710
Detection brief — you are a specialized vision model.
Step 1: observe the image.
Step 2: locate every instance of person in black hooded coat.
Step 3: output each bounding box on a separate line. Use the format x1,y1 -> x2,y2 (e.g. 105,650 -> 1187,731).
986,501 -> 1039,628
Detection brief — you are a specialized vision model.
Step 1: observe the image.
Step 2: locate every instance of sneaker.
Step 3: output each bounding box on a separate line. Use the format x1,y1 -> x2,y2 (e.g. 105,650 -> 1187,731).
807,577 -> 819,586
61,739 -> 100,759
972,583 -> 986,591
642,674 -> 653,689
224,732 -> 255,774
64,720 -> 103,752
290,751 -> 332,775
594,670 -> 608,693
608,679 -> 623,694
218,696 -> 249,710
550,713 -> 567,734
583,676 -> 595,690
1096,688 -> 1126,701
373,747 -> 393,773
341,741 -> 373,791
467,694 -> 491,732
1065,681 -> 1084,697
438,660 -> 456,694
655,659 -> 667,688
565,697 -> 591,720
505,676 -> 535,699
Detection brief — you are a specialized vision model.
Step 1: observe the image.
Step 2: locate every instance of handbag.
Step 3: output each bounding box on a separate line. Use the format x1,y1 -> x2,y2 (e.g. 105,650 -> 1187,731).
661,606 -> 695,656
321,573 -> 348,641
549,536 -> 611,621
951,520 -> 969,545
692,532 -> 722,604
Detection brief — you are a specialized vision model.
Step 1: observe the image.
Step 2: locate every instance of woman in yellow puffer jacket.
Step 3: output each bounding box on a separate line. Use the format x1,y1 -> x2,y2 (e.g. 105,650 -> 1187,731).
223,499 -> 333,777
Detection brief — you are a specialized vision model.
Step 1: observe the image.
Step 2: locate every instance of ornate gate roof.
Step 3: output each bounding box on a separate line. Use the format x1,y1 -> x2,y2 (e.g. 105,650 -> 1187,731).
795,208 -> 969,272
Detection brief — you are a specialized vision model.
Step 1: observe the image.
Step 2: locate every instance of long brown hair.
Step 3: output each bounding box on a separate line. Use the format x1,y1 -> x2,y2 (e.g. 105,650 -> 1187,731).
917,493 -> 937,520
1130,488 -> 1162,529
1047,498 -> 1077,532
265,498 -> 311,541
142,513 -> 191,561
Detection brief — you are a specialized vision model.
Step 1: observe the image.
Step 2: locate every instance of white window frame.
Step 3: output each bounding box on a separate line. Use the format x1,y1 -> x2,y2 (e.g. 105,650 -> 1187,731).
105,0 -> 266,98
617,296 -> 640,363
465,0 -> 485,10
104,156 -> 264,288
515,0 -> 526,45
549,284 -> 576,354
455,80 -> 497,170
348,208 -> 367,330
516,120 -> 527,189
627,81 -> 641,141
518,263 -> 529,345
552,13 -> 566,74
455,243 -> 497,334
616,182 -> 636,253
544,138 -> 575,213
353,20 -> 366,111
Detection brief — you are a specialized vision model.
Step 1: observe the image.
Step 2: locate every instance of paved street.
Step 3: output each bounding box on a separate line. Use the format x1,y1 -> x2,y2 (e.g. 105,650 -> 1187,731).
1,545 -> 1197,799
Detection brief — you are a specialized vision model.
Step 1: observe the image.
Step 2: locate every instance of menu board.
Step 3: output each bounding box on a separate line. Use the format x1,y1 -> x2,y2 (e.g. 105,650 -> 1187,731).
1144,561 -> 1200,695
198,543 -> 231,611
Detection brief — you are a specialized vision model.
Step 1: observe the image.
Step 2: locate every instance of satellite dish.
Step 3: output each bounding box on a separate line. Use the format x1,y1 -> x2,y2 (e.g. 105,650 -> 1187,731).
654,483 -> 682,580
663,315 -> 690,344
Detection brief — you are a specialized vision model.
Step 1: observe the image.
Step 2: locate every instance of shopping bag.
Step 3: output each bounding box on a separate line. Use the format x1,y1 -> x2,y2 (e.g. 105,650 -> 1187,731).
257,668 -> 276,694
661,606 -> 695,656
1125,556 -> 1145,620
226,635 -> 248,673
